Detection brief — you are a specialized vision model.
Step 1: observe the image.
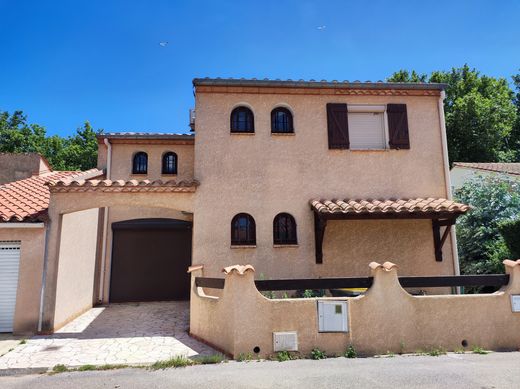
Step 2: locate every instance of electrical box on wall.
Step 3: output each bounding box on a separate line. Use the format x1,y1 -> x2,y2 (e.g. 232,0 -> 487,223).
273,331 -> 298,352
318,301 -> 348,332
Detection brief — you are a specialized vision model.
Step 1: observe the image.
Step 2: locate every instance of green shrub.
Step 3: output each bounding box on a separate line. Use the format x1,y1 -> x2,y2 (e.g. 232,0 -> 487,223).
193,354 -> 225,365
236,352 -> 253,362
276,351 -> 292,362
77,365 -> 96,371
454,175 -> 520,279
52,364 -> 69,373
472,346 -> 489,355
499,218 -> 520,259
310,348 -> 326,360
345,345 -> 357,358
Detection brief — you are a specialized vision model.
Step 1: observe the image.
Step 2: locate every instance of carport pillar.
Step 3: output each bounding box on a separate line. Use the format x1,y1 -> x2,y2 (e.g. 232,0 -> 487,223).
39,205 -> 63,333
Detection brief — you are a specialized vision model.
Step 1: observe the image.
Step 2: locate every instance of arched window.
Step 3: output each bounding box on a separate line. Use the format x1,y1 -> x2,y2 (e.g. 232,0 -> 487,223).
231,213 -> 256,245
271,107 -> 294,133
273,213 -> 297,245
132,152 -> 148,174
162,152 -> 178,175
230,106 -> 254,133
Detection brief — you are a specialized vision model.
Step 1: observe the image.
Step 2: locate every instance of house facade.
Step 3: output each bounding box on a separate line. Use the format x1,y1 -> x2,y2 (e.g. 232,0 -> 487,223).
1,78 -> 470,335
451,162 -> 520,192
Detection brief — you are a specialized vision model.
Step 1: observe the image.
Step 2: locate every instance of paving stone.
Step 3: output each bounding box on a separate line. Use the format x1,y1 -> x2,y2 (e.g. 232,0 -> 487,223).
0,301 -> 216,369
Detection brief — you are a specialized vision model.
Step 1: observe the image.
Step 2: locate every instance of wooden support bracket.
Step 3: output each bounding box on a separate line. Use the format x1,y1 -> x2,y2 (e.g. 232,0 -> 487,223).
314,212 -> 327,264
432,219 -> 455,261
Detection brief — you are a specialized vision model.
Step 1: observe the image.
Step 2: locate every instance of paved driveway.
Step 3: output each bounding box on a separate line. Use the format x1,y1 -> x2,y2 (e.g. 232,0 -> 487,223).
0,302 -> 216,370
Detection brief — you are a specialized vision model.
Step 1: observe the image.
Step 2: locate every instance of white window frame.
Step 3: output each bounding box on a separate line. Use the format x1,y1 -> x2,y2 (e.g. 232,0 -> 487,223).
347,105 -> 390,150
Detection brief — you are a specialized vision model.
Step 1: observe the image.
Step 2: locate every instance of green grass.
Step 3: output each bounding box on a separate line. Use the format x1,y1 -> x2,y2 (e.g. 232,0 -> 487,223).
52,364 -> 69,373
192,354 -> 226,365
77,364 -> 96,371
150,355 -> 193,370
426,347 -> 446,357
310,348 -> 326,360
472,346 -> 489,355
454,347 -> 466,354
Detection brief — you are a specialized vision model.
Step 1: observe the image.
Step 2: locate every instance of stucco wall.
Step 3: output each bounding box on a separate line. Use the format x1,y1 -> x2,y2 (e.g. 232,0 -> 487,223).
190,260 -> 520,359
193,91 -> 454,278
0,227 -> 45,334
103,143 -> 195,181
0,153 -> 50,184
53,209 -> 99,329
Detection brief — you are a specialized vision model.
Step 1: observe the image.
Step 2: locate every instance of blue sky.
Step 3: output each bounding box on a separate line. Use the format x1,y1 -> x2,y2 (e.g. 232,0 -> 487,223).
1,0 -> 519,136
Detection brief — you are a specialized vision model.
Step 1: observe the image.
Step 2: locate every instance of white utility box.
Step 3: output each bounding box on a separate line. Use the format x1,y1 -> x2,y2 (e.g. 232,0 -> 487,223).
273,331 -> 298,352
317,300 -> 348,332
511,295 -> 520,312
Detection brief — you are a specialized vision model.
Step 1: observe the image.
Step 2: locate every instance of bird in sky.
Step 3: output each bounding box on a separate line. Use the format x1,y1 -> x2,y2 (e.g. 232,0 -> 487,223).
159,41 -> 169,47
316,25 -> 326,31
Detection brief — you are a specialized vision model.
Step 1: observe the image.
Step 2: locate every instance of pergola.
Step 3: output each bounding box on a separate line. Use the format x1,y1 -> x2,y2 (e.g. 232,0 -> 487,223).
310,198 -> 470,264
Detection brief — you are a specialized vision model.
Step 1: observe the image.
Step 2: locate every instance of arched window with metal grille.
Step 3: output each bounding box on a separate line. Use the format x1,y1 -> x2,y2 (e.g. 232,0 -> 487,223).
132,152 -> 148,174
273,213 -> 297,245
231,213 -> 256,245
271,107 -> 294,133
230,106 -> 254,133
162,152 -> 178,175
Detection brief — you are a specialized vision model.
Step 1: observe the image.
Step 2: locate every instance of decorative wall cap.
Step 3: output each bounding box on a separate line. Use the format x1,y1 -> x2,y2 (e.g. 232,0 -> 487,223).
188,264 -> 204,273
503,259 -> 520,268
222,264 -> 255,275
47,179 -> 199,193
369,261 -> 398,271
311,198 -> 470,217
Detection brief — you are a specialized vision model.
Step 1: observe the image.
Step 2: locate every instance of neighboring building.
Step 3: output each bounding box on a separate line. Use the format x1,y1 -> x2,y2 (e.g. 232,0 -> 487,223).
0,153 -> 52,184
0,169 -> 101,333
0,78 -> 471,335
451,162 -> 520,191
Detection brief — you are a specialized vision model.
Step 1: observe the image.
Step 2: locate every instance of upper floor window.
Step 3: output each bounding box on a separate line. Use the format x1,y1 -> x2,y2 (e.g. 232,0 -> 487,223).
273,213 -> 297,245
271,107 -> 294,133
162,152 -> 178,175
326,103 -> 410,150
230,106 -> 254,133
231,213 -> 256,246
132,152 -> 148,174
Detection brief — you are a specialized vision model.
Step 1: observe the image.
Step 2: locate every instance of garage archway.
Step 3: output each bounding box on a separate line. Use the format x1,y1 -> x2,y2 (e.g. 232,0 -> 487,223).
109,218 -> 192,303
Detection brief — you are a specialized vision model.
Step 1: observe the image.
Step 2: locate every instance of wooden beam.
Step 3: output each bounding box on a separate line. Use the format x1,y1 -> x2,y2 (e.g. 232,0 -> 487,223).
314,212 -> 327,264
195,277 -> 225,289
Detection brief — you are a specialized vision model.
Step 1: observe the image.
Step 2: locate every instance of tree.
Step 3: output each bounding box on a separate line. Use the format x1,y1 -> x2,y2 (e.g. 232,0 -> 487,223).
387,65 -> 517,164
509,71 -> 520,161
454,175 -> 520,275
0,110 -> 101,171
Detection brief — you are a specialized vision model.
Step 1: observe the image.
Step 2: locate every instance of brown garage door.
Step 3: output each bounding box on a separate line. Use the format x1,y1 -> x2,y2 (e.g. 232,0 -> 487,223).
110,218 -> 192,303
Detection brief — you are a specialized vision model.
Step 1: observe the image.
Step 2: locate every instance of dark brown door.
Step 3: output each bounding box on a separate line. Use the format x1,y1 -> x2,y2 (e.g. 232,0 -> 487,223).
110,219 -> 192,303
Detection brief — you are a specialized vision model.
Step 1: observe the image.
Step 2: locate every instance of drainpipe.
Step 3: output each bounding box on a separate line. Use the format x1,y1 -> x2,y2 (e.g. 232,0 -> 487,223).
98,138 -> 112,303
37,221 -> 51,332
438,91 -> 461,280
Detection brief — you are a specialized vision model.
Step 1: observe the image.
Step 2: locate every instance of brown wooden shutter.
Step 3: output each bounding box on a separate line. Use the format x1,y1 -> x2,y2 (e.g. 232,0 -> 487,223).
326,103 -> 349,149
387,104 -> 410,149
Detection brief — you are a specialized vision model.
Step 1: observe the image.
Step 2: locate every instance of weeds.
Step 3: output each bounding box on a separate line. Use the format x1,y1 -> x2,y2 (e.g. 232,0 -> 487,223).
345,345 -> 357,359
454,348 -> 465,354
310,348 -> 326,360
472,346 -> 489,355
236,352 -> 254,362
426,347 -> 446,357
150,355 -> 192,370
193,354 -> 225,365
52,364 -> 69,373
77,364 -> 96,371
19,339 -> 27,345
385,351 -> 395,358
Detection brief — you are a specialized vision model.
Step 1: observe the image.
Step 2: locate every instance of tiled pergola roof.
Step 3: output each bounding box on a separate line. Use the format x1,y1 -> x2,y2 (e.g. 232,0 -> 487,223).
46,179 -> 199,193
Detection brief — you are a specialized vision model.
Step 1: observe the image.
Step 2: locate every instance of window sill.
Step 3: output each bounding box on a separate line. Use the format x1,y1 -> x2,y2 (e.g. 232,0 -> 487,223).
349,149 -> 390,152
271,132 -> 295,136
273,244 -> 299,248
230,245 -> 257,249
230,132 -> 255,135
161,174 -> 178,176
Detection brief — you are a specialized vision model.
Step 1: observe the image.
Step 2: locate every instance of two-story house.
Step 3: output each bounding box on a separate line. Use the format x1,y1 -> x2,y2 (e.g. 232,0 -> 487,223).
1,78 -> 469,335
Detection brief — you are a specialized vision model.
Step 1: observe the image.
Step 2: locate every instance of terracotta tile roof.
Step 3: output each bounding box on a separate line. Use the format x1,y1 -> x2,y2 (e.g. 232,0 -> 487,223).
98,132 -> 193,140
47,178 -> 199,193
310,198 -> 470,218
0,169 -> 103,222
453,162 -> 520,176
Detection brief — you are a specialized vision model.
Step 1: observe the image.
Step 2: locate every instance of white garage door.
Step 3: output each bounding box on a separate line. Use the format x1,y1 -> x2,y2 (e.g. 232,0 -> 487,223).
0,242 -> 21,332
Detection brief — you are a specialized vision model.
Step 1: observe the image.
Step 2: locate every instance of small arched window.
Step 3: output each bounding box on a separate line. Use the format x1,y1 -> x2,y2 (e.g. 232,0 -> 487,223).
132,152 -> 148,174
273,213 -> 297,245
162,152 -> 178,175
271,107 -> 294,133
231,213 -> 256,246
230,106 -> 254,133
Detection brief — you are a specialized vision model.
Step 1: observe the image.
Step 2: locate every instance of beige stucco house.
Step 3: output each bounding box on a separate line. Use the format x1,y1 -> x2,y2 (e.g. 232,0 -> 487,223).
1,78 -> 471,335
